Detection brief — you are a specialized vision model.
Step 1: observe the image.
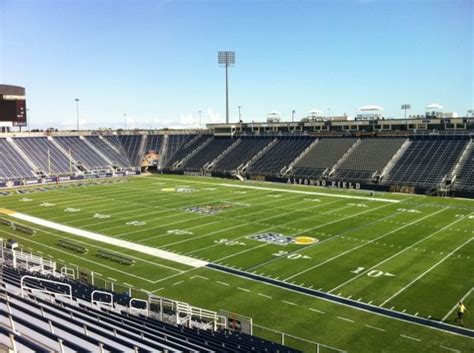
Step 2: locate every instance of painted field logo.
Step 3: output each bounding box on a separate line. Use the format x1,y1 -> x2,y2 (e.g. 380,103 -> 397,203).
184,203 -> 232,215
64,208 -> 80,212
161,188 -> 175,192
93,213 -> 111,219
167,229 -> 193,235
249,232 -> 318,246
176,187 -> 194,193
19,198 -> 33,202
40,202 -> 55,207
126,221 -> 146,226
294,236 -> 318,245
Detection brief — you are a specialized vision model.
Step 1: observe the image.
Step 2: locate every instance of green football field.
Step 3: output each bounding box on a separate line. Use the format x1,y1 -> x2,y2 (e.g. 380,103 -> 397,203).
0,174 -> 473,352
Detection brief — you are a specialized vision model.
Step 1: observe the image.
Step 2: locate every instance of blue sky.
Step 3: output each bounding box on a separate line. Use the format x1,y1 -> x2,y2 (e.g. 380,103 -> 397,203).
0,0 -> 472,129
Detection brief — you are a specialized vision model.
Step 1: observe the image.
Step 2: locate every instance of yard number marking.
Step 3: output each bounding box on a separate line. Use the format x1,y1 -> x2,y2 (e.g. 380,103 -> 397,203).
272,250 -> 311,260
351,266 -> 395,278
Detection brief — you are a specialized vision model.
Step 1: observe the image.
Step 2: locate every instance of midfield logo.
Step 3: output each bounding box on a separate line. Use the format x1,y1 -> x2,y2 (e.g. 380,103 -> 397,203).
249,232 -> 318,246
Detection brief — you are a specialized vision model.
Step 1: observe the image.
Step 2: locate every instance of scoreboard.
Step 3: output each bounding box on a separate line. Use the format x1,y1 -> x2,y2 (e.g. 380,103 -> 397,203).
0,98 -> 27,126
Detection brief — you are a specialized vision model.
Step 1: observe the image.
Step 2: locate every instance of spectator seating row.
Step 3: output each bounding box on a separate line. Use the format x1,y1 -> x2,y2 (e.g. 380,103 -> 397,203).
1,265 -> 299,353
181,137 -> 236,171
13,137 -> 74,176
55,136 -> 110,170
86,136 -> 132,168
114,135 -> 144,167
165,134 -> 212,168
164,134 -> 196,165
247,137 -> 314,176
214,137 -> 273,172
0,139 -> 37,180
332,138 -> 407,181
145,134 -> 163,153
292,138 -> 357,178
383,139 -> 468,187
453,141 -> 474,191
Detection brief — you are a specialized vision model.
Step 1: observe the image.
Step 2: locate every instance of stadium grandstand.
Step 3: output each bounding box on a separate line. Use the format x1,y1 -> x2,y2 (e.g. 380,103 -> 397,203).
0,115 -> 473,352
0,116 -> 473,197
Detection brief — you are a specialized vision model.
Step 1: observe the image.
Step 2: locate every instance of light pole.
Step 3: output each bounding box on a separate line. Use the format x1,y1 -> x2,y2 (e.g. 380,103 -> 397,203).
199,110 -> 202,127
401,104 -> 411,119
75,98 -> 80,131
124,113 -> 127,130
292,109 -> 295,122
238,106 -> 241,122
218,51 -> 236,124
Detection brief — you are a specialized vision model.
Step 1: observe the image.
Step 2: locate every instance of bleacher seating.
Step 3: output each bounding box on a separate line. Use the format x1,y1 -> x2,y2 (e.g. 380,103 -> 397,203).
145,134 -> 163,153
113,135 -> 144,167
164,134 -> 195,164
0,138 -> 37,180
181,137 -> 236,171
0,265 -> 299,353
55,136 -> 110,170
384,138 -> 468,187
292,138 -> 357,179
247,137 -> 314,176
453,142 -> 474,191
165,134 -> 211,168
86,136 -> 132,168
333,138 -> 406,181
214,137 -> 273,172
13,137 -> 74,176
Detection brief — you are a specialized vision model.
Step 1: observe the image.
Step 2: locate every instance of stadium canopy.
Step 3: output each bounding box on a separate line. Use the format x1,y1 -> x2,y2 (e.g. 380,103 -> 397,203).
357,105 -> 384,112
426,103 -> 443,110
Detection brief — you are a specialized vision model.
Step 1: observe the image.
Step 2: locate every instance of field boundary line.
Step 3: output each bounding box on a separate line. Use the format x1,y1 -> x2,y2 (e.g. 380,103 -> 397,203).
157,177 -> 400,203
0,229 -> 157,283
10,212 -> 208,268
206,263 -> 474,339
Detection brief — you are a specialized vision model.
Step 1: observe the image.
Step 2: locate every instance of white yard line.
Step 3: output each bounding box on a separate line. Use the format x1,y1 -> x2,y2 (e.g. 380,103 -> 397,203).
365,324 -> 385,332
381,237 -> 474,306
284,207 -> 445,281
442,288 -> 473,322
329,212 -> 474,294
439,345 -> 461,353
10,212 -> 209,268
157,177 -> 400,203
282,300 -> 297,306
400,334 -> 421,342
237,287 -> 250,292
337,316 -> 355,323
172,198 -> 344,251
309,308 -> 325,314
247,201 -> 398,272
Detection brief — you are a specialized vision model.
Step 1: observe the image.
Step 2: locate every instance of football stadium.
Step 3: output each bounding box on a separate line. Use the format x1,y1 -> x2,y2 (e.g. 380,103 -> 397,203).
1,1 -> 473,352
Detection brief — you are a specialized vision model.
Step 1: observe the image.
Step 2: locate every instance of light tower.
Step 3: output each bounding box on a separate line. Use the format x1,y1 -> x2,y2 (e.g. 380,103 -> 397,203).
218,51 -> 236,124
401,104 -> 411,119
75,98 -> 80,131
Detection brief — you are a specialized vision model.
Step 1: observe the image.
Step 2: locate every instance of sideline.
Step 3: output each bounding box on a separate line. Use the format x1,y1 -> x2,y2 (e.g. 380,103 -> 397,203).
156,177 -> 401,203
4,210 -> 208,268
207,263 -> 474,339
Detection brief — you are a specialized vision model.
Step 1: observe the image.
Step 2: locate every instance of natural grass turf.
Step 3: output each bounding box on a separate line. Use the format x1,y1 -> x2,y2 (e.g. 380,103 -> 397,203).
0,174 -> 473,352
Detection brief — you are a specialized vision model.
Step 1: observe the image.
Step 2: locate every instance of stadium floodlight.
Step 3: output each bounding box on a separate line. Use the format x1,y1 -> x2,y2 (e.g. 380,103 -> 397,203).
218,51 -> 236,124
401,104 -> 411,119
75,98 -> 80,131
